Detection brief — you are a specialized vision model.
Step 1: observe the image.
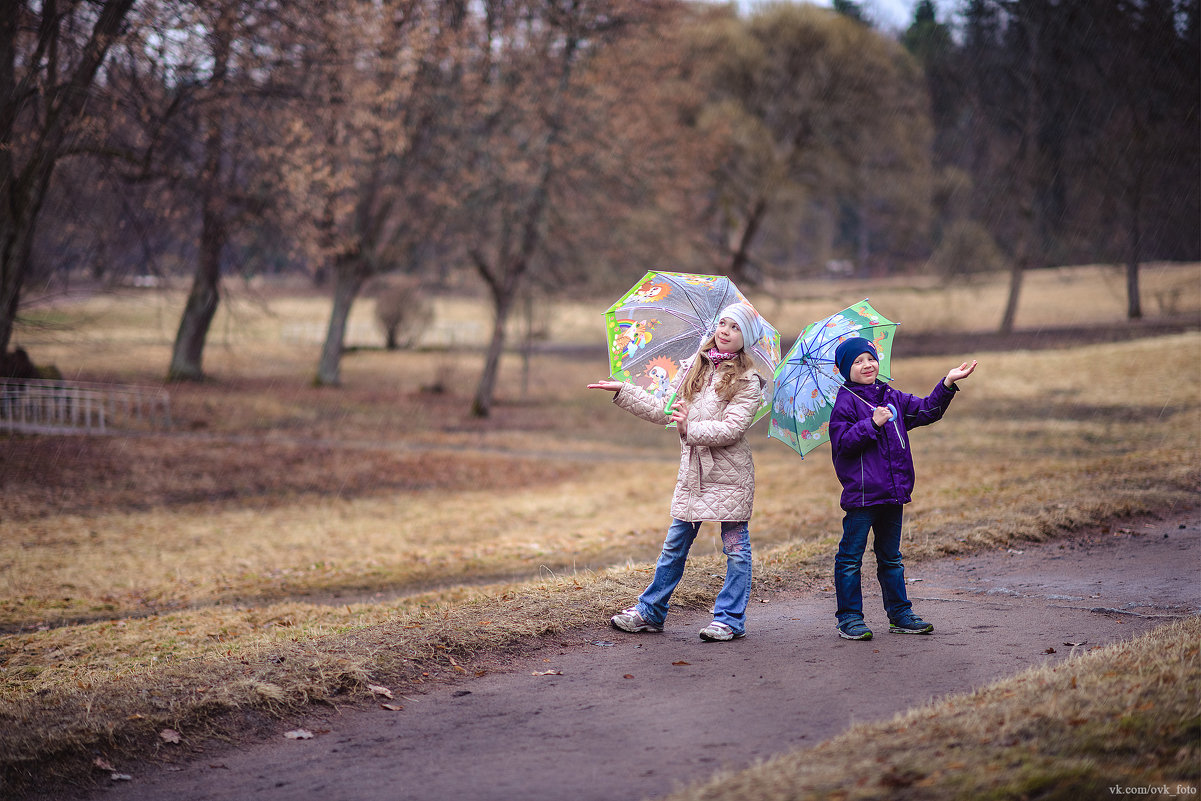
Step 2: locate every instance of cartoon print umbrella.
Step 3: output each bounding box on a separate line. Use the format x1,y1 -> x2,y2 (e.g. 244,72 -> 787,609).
603,271 -> 781,421
767,299 -> 897,457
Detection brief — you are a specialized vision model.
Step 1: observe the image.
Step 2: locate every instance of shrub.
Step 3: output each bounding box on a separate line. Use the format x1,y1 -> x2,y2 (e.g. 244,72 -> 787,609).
372,276 -> 432,350
929,219 -> 1007,281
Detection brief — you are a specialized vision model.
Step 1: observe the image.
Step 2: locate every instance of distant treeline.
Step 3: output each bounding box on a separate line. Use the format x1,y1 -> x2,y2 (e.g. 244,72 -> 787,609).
3,0 -> 1196,411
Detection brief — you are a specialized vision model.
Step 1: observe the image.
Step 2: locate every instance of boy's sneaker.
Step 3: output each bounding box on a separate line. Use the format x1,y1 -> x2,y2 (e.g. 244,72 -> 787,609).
889,616 -> 934,634
611,606 -> 662,633
698,621 -> 744,641
837,620 -> 874,640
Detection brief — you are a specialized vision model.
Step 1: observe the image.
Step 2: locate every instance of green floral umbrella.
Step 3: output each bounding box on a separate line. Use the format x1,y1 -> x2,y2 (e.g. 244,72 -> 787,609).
603,271 -> 780,421
768,299 -> 897,456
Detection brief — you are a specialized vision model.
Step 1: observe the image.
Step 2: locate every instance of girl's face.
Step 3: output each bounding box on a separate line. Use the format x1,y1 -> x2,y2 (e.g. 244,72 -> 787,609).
714,317 -> 744,354
849,351 -> 879,385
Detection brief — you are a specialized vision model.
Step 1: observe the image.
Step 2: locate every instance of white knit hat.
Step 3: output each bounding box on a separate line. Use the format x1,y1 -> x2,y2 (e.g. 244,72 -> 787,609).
714,303 -> 763,350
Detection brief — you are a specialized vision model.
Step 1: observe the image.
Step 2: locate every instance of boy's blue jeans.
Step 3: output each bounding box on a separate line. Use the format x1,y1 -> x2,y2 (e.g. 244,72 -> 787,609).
834,504 -> 913,627
636,519 -> 751,634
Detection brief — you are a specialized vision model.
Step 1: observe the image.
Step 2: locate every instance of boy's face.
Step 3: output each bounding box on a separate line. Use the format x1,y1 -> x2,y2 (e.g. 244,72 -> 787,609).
849,352 -> 878,385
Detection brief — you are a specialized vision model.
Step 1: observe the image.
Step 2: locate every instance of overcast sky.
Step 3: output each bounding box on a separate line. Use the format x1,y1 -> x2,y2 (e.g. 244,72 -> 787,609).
712,0 -> 952,34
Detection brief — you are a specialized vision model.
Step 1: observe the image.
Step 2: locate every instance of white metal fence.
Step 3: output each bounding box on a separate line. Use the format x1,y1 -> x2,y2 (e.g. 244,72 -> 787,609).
0,378 -> 171,435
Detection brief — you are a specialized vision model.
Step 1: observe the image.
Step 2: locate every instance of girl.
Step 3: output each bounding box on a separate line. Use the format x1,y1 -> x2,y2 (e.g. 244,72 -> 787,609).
587,303 -> 768,641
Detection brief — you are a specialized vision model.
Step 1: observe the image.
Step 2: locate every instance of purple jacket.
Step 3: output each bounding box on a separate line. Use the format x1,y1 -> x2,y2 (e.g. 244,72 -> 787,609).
829,378 -> 958,510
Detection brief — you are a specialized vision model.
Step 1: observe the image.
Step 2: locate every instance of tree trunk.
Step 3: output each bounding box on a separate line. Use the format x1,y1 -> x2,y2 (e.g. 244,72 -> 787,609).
857,198 -> 871,277
1125,171 -> 1143,320
0,216 -> 36,355
167,12 -> 233,382
728,197 -> 767,284
999,258 -> 1024,334
167,207 -> 224,381
471,284 -> 514,418
315,259 -> 367,387
1125,255 -> 1142,319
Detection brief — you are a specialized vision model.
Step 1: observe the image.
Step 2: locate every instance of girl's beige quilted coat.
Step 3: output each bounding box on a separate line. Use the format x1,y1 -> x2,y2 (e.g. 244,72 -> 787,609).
613,367 -> 765,522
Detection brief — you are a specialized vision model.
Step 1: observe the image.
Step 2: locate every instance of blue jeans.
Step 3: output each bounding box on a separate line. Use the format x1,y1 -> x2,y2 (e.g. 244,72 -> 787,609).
636,519 -> 752,634
834,504 -> 913,627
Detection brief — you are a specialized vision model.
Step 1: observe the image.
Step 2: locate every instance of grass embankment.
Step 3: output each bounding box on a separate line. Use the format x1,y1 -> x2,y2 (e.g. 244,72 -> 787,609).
664,616 -> 1201,801
2,268 -> 1199,796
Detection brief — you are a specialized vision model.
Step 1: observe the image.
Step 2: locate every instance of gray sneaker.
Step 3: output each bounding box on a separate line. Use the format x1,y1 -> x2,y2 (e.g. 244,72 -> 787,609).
611,606 -> 662,633
698,621 -> 745,641
889,616 -> 934,634
837,620 -> 874,640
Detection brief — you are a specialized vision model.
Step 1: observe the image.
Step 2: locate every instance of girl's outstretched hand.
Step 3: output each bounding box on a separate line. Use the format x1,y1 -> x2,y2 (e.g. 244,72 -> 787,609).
944,359 -> 978,387
587,380 -> 623,392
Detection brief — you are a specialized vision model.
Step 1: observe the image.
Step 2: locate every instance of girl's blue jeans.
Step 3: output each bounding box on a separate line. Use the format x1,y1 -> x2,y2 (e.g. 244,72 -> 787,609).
636,519 -> 752,634
834,504 -> 913,627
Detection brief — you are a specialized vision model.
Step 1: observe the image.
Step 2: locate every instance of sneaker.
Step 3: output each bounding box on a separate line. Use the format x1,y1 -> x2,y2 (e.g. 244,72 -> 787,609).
698,621 -> 744,641
611,606 -> 662,633
837,620 -> 874,640
889,616 -> 934,634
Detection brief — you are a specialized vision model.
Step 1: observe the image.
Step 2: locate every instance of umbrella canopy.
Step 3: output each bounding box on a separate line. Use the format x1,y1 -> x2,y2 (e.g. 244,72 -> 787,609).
768,299 -> 897,457
603,271 -> 780,421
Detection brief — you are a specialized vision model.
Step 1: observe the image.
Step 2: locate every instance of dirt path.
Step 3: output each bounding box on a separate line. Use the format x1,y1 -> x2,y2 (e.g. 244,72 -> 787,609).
74,510 -> 1199,801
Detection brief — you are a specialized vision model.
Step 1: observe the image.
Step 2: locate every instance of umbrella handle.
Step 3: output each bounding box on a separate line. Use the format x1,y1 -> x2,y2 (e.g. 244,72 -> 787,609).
886,403 -> 906,450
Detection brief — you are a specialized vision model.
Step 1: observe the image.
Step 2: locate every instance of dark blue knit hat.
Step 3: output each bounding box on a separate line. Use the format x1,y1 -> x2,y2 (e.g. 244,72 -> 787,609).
834,337 -> 878,382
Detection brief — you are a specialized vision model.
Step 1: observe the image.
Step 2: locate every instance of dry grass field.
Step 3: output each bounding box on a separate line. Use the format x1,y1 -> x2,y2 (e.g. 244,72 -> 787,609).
2,262 -> 1199,797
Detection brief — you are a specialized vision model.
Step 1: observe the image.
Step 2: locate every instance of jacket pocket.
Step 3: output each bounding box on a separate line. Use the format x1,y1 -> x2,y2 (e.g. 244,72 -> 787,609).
705,446 -> 744,486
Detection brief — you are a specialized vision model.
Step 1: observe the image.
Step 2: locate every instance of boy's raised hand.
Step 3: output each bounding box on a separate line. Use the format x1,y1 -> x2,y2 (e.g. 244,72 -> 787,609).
944,359 -> 978,388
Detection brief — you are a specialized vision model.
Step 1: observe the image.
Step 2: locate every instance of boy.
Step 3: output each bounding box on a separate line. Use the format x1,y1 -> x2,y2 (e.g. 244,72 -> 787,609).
828,337 -> 977,641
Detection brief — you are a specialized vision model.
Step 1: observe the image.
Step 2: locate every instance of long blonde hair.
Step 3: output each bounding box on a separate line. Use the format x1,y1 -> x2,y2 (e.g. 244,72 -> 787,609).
677,335 -> 755,403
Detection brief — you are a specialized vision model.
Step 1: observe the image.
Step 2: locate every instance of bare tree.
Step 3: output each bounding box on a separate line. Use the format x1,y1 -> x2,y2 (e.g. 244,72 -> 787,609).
447,0 -> 680,417
1086,0 -> 1199,319
270,0 -> 460,386
996,1 -> 1046,335
166,0 -> 243,381
0,0 -> 137,356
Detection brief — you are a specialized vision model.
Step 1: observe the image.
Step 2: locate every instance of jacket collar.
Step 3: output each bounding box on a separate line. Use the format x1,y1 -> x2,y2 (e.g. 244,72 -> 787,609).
843,379 -> 886,400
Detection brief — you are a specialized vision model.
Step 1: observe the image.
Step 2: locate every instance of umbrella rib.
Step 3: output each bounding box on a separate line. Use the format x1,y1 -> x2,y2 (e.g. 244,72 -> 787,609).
803,322 -> 896,357
662,272 -> 721,334
714,278 -> 738,316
